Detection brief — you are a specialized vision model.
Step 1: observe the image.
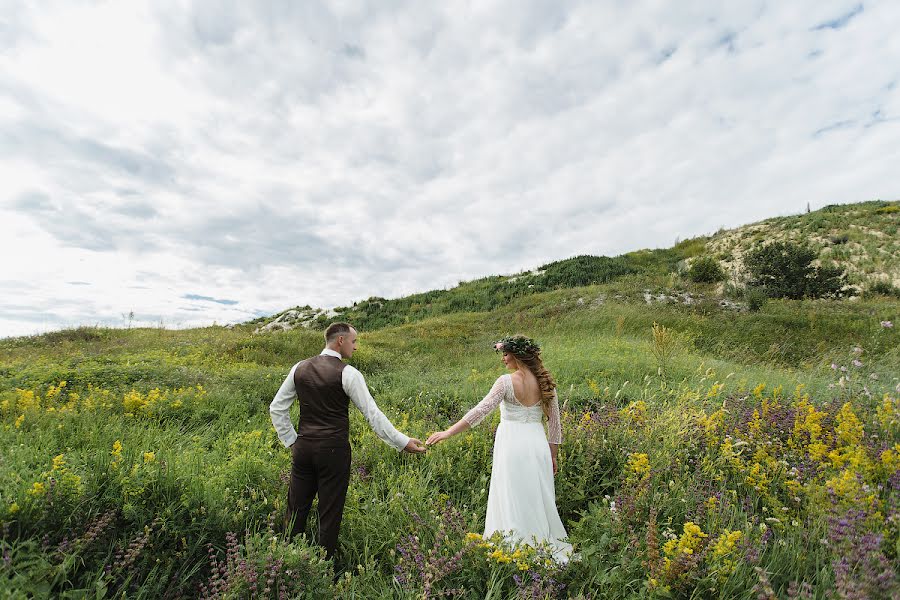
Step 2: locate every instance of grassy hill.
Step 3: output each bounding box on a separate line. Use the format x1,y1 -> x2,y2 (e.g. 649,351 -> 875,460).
253,200 -> 900,333
0,200 -> 898,598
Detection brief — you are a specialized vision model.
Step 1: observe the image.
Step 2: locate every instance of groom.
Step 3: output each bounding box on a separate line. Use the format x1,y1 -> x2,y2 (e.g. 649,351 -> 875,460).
269,322 -> 426,560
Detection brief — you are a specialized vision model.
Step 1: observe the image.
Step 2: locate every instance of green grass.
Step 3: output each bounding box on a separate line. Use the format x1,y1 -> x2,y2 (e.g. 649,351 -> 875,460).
1,283 -> 898,598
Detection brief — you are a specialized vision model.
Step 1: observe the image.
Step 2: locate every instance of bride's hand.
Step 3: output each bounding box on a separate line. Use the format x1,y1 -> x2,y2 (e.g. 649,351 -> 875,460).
426,431 -> 450,446
552,454 -> 558,475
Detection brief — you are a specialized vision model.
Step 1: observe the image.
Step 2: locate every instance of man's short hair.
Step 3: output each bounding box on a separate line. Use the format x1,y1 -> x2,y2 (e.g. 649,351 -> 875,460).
325,322 -> 354,343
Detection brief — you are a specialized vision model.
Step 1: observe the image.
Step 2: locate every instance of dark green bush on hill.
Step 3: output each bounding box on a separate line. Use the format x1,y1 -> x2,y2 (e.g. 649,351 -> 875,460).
538,255 -> 633,288
744,241 -> 850,300
687,256 -> 726,283
869,280 -> 900,298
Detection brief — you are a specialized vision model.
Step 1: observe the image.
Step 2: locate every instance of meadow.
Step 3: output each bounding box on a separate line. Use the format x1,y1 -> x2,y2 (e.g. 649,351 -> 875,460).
1,280 -> 898,599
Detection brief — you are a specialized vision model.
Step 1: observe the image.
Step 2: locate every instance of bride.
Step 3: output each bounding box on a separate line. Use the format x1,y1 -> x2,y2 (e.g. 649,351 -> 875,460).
426,335 -> 572,562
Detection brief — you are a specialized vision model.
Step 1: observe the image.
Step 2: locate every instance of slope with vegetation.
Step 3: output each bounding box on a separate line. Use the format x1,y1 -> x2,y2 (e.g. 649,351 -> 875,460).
253,200 -> 899,333
0,200 -> 898,598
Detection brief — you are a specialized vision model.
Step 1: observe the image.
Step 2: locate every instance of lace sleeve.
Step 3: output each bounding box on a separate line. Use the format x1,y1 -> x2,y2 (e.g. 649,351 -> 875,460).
546,389 -> 562,444
462,376 -> 507,427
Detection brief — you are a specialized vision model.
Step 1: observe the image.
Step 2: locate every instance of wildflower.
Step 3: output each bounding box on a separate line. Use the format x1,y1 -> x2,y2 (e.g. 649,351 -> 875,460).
627,452 -> 651,480
831,363 -> 838,370
14,414 -> 24,428
881,321 -> 893,328
852,346 -> 863,354
111,440 -> 123,468
852,359 -> 863,368
28,482 -> 46,496
662,521 -> 708,557
52,454 -> 65,471
9,502 -> 19,514
143,452 -> 155,463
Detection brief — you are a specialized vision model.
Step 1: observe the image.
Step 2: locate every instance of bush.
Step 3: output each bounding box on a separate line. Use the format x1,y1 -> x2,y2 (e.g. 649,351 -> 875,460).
687,256 -> 725,283
829,234 -> 849,245
743,241 -> 849,299
868,280 -> 900,298
744,287 -> 768,312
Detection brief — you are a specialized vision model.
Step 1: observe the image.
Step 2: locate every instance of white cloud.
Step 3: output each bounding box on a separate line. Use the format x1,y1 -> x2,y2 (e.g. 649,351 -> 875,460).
1,0 -> 898,337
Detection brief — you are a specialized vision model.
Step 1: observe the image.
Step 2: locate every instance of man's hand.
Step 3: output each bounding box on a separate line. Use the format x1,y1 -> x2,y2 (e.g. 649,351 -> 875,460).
403,438 -> 427,453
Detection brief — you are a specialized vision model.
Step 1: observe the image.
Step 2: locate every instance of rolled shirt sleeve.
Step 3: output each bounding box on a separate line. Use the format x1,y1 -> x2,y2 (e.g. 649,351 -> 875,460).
269,362 -> 300,448
342,365 -> 410,451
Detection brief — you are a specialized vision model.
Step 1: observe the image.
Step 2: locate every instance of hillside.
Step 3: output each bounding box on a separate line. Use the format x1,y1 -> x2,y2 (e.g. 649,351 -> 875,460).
1,202 -> 898,598
707,200 -> 900,288
252,199 -> 900,333
1,262 -> 898,597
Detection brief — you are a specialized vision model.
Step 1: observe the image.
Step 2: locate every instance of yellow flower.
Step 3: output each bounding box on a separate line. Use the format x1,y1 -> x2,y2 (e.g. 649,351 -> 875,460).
111,440 -> 123,467
143,452 -> 156,463
488,549 -> 512,563
712,530 -> 742,557
517,561 -> 529,571
465,532 -> 482,542
627,453 -> 651,479
663,522 -> 708,560
9,502 -> 20,514
880,445 -> 900,474
28,482 -> 46,496
14,414 -> 24,428
15,389 -> 38,412
52,454 -> 65,471
834,403 -> 863,447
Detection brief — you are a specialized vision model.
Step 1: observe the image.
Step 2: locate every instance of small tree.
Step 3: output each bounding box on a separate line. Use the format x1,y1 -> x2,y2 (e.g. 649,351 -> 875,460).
687,256 -> 726,283
743,241 -> 849,299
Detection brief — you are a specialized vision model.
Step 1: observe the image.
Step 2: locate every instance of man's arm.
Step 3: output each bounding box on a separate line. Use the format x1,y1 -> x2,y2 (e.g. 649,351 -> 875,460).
269,363 -> 300,448
343,366 -> 423,452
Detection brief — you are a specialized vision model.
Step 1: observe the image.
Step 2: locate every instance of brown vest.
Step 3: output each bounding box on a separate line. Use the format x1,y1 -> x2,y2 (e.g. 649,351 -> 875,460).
293,354 -> 351,441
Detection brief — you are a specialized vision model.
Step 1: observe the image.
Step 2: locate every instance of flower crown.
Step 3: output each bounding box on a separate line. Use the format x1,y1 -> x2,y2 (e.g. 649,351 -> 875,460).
493,335 -> 540,356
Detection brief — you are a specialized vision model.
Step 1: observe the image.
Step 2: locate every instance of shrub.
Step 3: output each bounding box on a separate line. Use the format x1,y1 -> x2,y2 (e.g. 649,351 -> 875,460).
829,234 -> 849,245
687,256 -> 726,283
744,287 -> 768,312
743,241 -> 850,299
868,280 -> 900,298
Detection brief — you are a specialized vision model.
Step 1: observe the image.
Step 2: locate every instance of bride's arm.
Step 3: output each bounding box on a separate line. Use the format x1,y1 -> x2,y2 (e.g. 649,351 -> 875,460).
547,389 -> 562,474
426,417 -> 470,445
426,376 -> 506,446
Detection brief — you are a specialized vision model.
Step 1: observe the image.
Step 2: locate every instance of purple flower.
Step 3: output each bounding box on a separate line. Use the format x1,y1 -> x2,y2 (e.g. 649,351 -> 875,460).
831,363 -> 838,370
881,321 -> 893,328
852,359 -> 863,368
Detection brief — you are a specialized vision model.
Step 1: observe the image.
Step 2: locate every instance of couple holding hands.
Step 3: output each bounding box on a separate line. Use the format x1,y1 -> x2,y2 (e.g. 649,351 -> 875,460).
269,322 -> 572,564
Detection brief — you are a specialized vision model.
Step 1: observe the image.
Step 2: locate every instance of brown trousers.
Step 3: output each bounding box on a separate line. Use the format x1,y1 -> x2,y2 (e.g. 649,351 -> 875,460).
286,438 -> 351,560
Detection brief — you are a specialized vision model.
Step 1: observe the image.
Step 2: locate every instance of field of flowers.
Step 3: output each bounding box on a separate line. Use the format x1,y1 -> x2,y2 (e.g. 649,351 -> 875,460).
1,293 -> 897,598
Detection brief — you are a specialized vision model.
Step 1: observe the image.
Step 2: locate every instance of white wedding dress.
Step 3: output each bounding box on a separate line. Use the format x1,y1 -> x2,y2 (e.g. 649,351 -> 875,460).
463,374 -> 572,562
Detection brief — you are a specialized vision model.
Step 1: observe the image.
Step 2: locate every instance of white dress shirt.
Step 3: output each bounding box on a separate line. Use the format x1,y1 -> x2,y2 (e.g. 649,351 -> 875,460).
269,348 -> 410,451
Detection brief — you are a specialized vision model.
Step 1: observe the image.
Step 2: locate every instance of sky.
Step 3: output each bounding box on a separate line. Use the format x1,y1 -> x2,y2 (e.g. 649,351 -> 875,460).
1,1 -> 899,338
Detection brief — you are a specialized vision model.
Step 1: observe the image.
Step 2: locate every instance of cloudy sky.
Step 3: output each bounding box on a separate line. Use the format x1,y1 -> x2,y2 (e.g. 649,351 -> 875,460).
1,1 -> 898,338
